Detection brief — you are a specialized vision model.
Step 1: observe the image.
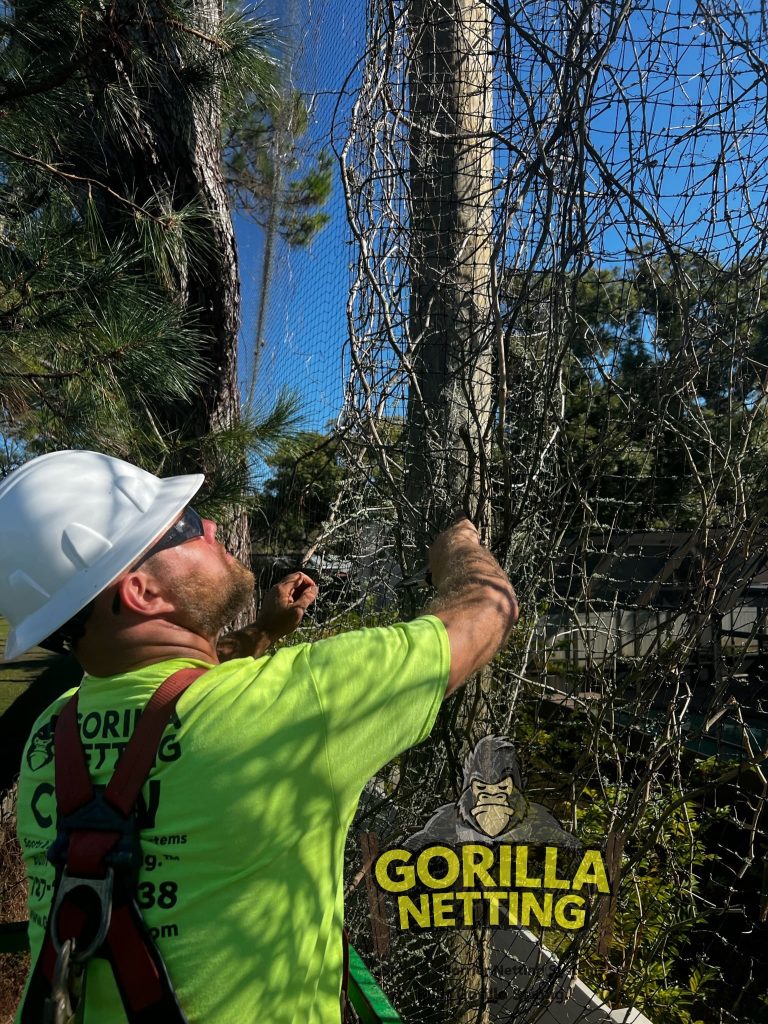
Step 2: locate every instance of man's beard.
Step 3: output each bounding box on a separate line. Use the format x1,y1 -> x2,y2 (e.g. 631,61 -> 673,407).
173,557 -> 255,637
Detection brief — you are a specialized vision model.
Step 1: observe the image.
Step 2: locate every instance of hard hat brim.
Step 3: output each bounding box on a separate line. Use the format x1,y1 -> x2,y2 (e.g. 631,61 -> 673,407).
3,472 -> 205,662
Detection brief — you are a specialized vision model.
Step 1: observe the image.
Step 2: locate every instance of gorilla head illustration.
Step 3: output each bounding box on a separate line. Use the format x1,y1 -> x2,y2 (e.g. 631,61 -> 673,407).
458,736 -> 528,838
25,718 -> 56,772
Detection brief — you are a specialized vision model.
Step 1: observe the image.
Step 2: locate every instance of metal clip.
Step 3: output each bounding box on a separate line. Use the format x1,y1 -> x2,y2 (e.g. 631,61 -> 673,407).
398,566 -> 433,588
50,867 -> 113,963
44,938 -> 78,1024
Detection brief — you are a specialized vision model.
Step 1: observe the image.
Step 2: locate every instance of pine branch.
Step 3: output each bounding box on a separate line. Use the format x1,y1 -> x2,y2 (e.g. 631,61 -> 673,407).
0,59 -> 82,102
125,17 -> 233,51
0,144 -> 168,224
0,369 -> 80,380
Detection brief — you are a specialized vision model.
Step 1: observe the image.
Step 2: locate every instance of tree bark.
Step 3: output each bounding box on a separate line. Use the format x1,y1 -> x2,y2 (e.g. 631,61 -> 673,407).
405,4 -> 496,1017
66,1 -> 249,567
405,0 -> 495,551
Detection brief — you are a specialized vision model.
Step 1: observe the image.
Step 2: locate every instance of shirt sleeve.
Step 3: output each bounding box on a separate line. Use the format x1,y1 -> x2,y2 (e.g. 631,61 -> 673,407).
303,615 -> 450,812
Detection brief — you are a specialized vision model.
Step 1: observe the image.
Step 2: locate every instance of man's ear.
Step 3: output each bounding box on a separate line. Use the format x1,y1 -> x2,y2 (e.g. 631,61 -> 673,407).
116,570 -> 176,617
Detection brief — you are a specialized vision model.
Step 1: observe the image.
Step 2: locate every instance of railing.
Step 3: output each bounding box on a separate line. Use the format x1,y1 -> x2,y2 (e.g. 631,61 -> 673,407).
347,945 -> 402,1023
0,921 -> 404,1023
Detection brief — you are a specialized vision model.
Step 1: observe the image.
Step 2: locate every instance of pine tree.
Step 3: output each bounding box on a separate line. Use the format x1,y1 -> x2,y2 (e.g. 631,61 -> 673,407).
0,1 -> 330,573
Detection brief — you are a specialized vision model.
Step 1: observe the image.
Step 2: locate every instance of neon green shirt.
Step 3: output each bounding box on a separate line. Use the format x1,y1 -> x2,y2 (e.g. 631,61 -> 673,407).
16,615 -> 449,1024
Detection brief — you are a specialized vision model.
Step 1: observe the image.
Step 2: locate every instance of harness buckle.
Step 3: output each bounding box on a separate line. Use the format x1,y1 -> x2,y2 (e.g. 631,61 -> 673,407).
47,786 -> 142,886
49,868 -> 114,963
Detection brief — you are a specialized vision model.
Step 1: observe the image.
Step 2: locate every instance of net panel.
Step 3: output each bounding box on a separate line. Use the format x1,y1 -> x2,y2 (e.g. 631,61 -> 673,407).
250,2 -> 768,1021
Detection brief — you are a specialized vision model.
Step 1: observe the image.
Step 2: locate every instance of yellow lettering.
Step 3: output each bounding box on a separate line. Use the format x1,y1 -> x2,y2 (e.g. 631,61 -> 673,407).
572,850 -> 610,893
507,890 -> 519,925
432,893 -> 456,927
397,894 -> 431,928
515,845 -> 541,887
554,894 -> 586,930
498,844 -> 511,887
454,891 -> 481,926
543,847 -> 570,890
462,844 -> 496,888
417,846 -> 460,889
375,849 -> 415,893
481,891 -> 505,926
521,892 -> 553,927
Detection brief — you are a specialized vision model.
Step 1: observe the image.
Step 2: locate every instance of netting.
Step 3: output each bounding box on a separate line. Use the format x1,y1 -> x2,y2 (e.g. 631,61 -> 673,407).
250,1 -> 768,1022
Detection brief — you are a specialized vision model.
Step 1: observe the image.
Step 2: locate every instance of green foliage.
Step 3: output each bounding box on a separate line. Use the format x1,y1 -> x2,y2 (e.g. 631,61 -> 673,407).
223,89 -> 332,246
173,391 -> 301,521
220,0 -> 332,247
0,180 -> 299,494
577,787 -> 720,1024
255,431 -> 346,550
254,420 -> 409,551
500,257 -> 768,531
0,0 -> 303,510
506,697 -> 742,1024
0,196 -> 200,454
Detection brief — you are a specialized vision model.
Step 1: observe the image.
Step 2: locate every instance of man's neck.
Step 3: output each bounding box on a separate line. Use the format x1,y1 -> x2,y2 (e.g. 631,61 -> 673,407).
77,630 -> 219,678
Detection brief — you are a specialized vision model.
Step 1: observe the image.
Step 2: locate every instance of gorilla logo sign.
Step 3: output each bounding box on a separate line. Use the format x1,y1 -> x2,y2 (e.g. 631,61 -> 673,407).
405,735 -> 581,848
372,735 -> 610,931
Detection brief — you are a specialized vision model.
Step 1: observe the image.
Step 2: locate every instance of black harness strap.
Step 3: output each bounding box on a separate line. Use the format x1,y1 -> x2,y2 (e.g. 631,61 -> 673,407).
20,667 -> 208,1024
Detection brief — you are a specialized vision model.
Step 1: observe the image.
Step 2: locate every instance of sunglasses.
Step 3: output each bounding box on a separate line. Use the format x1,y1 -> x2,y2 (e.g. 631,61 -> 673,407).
132,506 -> 205,569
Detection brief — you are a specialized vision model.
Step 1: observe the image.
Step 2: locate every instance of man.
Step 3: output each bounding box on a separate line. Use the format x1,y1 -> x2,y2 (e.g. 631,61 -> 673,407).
3,450 -> 518,1023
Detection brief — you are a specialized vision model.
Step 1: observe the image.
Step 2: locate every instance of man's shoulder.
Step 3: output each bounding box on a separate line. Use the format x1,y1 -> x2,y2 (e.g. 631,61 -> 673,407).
307,615 -> 448,657
304,616 -> 449,700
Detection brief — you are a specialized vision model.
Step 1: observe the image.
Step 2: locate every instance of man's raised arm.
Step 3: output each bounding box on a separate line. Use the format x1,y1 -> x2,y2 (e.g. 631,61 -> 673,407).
423,519 -> 518,696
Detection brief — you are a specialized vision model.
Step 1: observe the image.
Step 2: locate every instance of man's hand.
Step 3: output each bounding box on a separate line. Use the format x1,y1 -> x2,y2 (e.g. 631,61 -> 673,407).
255,572 -> 319,642
217,572 -> 319,662
428,517 -> 481,587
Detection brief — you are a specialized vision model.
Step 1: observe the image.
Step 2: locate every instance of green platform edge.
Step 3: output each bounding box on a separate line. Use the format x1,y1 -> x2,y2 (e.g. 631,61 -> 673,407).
347,944 -> 403,1023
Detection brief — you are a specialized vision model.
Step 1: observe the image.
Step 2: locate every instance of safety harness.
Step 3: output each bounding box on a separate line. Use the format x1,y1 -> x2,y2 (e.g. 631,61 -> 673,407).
20,666 -> 208,1024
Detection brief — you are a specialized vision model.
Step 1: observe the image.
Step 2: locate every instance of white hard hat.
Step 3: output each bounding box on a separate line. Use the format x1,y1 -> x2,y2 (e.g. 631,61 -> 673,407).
0,450 -> 204,661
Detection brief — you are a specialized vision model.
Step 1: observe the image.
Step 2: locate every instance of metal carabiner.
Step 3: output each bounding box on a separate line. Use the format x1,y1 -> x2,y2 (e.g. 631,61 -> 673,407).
49,867 -> 114,963
43,938 -> 80,1024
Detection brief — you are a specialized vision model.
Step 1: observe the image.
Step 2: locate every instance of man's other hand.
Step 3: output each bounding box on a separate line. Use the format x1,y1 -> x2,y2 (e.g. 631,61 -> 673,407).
256,572 -> 319,642
217,572 -> 319,661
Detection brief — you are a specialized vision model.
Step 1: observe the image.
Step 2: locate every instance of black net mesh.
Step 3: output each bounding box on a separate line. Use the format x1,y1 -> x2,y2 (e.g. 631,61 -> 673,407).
211,1 -> 768,1021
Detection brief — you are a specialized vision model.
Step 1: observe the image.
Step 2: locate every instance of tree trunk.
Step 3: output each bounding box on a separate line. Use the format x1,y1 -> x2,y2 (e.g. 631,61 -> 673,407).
405,0 -> 495,551
405,3 -> 496,1018
66,1 -> 250,568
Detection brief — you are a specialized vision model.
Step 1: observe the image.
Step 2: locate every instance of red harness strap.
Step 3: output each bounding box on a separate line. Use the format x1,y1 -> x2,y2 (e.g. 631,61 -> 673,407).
21,667 -> 208,1024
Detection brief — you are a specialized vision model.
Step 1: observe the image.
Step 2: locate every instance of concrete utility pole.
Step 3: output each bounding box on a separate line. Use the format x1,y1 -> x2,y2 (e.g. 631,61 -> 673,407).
405,0 -> 495,548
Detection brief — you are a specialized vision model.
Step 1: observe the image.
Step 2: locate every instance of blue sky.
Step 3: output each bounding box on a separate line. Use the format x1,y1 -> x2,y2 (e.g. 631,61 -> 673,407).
236,2 -> 366,435
234,1 -> 768,443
